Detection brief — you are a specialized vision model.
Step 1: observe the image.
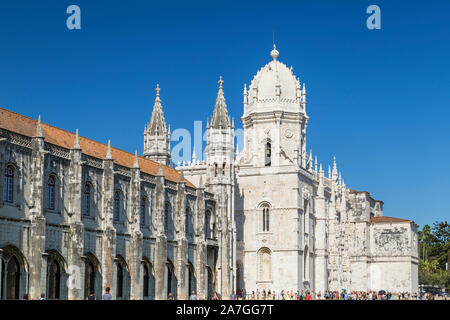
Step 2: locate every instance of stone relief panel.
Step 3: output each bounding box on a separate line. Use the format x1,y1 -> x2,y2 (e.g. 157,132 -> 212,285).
372,226 -> 409,257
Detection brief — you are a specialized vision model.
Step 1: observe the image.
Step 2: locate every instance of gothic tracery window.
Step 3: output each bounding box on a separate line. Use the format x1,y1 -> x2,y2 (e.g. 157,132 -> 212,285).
114,191 -> 121,222
82,183 -> 91,216
3,165 -> 14,203
204,210 -> 211,239
140,196 -> 146,226
261,203 -> 270,232
164,202 -> 171,232
47,176 -> 56,210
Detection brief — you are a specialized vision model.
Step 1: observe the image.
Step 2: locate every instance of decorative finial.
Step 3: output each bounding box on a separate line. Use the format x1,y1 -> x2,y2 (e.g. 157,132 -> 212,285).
73,129 -> 81,149
133,150 -> 140,168
157,163 -> 164,177
36,115 -> 44,137
218,76 -> 224,89
105,140 -> 113,160
155,84 -> 161,102
270,44 -> 279,60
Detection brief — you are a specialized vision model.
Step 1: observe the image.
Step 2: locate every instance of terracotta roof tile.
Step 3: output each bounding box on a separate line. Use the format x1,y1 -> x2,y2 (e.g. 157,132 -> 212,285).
0,107 -> 196,188
370,216 -> 412,223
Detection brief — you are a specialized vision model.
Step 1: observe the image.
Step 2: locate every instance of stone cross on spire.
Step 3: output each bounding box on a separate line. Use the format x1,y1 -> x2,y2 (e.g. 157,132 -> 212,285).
210,76 -> 231,129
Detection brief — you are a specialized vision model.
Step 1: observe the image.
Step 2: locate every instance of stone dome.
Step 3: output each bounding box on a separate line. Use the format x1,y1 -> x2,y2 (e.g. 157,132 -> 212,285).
247,45 -> 301,107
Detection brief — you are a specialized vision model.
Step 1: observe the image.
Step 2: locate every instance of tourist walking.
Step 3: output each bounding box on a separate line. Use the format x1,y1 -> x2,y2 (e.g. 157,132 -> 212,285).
102,287 -> 112,300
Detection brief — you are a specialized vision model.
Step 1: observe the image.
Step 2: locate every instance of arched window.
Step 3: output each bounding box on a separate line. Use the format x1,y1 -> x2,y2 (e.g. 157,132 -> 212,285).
6,256 -> 20,299
185,207 -> 190,235
303,199 -> 309,235
214,163 -> 218,177
164,202 -> 171,232
47,176 -> 56,210
84,260 -> 96,298
116,263 -> 123,298
222,162 -> 226,175
257,247 -> 271,281
304,246 -> 309,281
114,191 -> 121,222
204,210 -> 211,239
3,165 -> 14,203
82,184 -> 91,216
140,196 -> 146,226
48,258 -> 61,299
265,142 -> 271,167
261,204 -> 270,232
143,264 -> 149,298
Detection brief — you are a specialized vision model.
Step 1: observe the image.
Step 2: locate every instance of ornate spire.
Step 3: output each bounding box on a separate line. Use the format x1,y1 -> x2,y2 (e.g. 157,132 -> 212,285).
270,44 -> 279,60
148,84 -> 168,135
243,84 -> 248,106
210,76 -> 230,129
157,163 -> 164,177
332,156 -> 338,178
73,129 -> 81,149
192,147 -> 196,163
105,140 -> 113,160
35,115 -> 44,137
133,150 -> 140,169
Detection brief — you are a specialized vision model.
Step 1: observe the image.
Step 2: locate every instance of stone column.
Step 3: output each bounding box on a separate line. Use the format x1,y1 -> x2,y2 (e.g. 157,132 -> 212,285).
314,167 -> 328,294
175,174 -> 188,299
129,157 -> 143,300
154,166 -> 167,300
194,185 -> 207,299
101,148 -> 116,293
67,134 -> 85,300
28,131 -> 46,300
219,187 -> 230,299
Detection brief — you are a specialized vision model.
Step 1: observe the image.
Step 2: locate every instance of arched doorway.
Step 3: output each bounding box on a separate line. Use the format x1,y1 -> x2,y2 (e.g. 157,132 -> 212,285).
6,256 -> 20,299
1,246 -> 27,300
166,260 -> 177,299
187,262 -> 196,296
84,260 -> 96,298
47,258 -> 61,299
206,266 -> 214,300
142,259 -> 155,300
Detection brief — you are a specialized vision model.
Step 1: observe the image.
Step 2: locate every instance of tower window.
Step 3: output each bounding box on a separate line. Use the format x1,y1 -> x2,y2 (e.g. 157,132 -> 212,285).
265,142 -> 271,166
262,204 -> 270,232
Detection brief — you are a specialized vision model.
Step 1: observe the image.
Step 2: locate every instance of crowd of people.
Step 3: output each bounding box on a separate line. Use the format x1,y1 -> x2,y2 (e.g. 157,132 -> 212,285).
220,289 -> 446,300
17,287 -> 446,300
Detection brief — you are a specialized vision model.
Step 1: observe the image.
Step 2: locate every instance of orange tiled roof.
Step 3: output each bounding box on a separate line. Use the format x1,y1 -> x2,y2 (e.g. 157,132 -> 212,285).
0,107 -> 196,188
370,216 -> 412,223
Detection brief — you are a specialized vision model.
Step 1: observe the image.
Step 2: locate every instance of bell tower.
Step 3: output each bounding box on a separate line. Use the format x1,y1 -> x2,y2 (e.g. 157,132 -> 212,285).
204,76 -> 235,298
240,45 -> 308,169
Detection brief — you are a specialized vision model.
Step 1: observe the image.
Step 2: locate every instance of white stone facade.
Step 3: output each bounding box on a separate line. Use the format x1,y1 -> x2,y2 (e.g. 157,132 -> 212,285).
179,45 -> 419,294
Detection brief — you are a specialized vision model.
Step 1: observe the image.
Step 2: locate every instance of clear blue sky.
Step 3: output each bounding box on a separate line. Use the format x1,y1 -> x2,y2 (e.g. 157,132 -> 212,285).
0,0 -> 449,227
